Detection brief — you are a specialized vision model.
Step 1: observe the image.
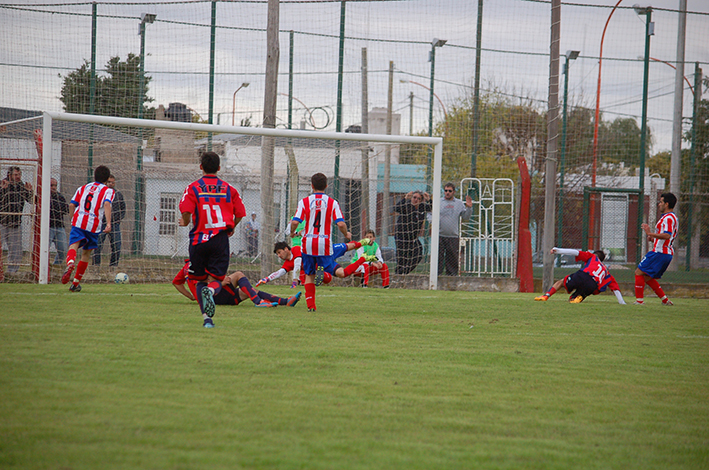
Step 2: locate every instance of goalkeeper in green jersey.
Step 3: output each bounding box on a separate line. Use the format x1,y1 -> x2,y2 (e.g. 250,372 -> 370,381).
351,229 -> 390,288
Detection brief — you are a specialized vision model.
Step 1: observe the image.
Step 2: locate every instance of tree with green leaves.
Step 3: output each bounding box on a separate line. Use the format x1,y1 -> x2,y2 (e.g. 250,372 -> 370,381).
59,53 -> 154,120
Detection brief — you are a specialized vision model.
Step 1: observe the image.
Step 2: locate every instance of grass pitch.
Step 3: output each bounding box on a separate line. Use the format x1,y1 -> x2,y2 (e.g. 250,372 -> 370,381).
0,283 -> 707,469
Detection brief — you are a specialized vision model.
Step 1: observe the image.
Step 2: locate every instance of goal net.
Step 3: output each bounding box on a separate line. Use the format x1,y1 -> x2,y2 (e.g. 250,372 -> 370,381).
1,112 -> 444,288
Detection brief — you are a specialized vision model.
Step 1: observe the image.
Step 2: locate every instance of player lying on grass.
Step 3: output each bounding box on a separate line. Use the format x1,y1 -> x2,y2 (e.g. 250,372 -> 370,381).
256,238 -> 371,288
173,262 -> 302,320
535,247 -> 626,304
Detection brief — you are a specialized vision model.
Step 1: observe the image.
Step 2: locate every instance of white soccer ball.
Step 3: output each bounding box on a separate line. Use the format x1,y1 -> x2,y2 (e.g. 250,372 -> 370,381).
115,272 -> 129,284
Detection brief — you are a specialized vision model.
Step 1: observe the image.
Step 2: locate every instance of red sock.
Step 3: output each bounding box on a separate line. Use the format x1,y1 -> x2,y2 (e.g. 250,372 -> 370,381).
343,257 -> 366,277
323,272 -> 333,284
350,241 -> 362,250
73,260 -> 88,284
380,263 -> 390,287
305,282 -> 316,310
646,278 -> 667,301
546,286 -> 557,297
635,275 -> 646,302
66,248 -> 77,265
207,280 -> 222,296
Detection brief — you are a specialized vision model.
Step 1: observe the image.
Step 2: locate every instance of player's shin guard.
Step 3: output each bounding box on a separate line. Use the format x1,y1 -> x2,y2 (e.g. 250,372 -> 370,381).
343,257 -> 366,277
237,277 -> 261,304
634,275 -> 646,303
646,278 -> 668,302
257,291 -> 287,305
73,260 -> 88,284
546,286 -> 557,298
305,282 -> 316,310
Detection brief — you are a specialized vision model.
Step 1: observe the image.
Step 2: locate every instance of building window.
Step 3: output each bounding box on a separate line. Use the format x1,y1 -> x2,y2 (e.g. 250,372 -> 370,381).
159,193 -> 179,236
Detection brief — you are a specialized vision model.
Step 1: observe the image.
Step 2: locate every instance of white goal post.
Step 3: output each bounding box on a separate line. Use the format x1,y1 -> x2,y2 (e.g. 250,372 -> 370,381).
35,112 -> 444,288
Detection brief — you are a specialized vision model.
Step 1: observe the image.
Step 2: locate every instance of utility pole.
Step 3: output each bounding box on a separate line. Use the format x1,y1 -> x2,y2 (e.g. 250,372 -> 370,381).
360,48 -> 370,239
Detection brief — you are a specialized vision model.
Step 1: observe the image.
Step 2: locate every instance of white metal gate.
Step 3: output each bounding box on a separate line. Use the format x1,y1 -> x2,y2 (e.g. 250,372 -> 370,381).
459,178 -> 515,277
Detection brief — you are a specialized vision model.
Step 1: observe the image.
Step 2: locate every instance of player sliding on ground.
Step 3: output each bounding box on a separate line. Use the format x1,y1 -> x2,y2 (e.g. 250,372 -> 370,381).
634,192 -> 678,306
535,247 -> 626,304
61,165 -> 114,292
256,239 -> 371,289
173,262 -> 302,311
178,151 -> 246,328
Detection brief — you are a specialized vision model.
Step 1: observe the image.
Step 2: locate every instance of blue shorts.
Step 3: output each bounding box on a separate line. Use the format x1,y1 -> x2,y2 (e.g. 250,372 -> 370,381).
301,253 -> 338,276
563,270 -> 598,299
69,226 -> 100,251
332,243 -> 348,259
637,251 -> 673,279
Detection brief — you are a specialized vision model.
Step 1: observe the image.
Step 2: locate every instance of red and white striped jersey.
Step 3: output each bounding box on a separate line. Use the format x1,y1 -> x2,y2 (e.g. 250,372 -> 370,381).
292,193 -> 344,256
653,212 -> 678,255
70,182 -> 114,233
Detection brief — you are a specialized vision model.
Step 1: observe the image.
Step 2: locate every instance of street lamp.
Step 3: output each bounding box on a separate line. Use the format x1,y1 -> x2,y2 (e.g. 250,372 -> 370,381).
427,38 -> 446,192
556,50 -> 579,266
635,4 -> 653,265
134,12 -> 155,254
232,82 -> 250,126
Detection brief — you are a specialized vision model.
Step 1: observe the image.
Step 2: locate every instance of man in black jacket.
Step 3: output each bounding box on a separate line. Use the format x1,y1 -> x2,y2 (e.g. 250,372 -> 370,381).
393,190 -> 431,275
0,167 -> 34,273
93,174 -> 126,267
49,178 -> 69,265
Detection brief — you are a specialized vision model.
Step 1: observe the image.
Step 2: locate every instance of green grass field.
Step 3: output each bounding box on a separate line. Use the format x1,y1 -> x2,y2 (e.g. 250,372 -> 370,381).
1,283 -> 707,469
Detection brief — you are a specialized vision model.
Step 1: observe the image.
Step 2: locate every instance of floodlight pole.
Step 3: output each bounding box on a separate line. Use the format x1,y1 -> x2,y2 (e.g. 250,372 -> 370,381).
231,82 -> 250,126
134,12 -> 155,254
556,50 -> 579,267
427,38 -> 446,194
636,6 -> 653,264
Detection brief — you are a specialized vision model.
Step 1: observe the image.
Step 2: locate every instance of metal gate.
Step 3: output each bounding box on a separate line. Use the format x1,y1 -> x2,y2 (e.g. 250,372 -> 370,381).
459,178 -> 515,277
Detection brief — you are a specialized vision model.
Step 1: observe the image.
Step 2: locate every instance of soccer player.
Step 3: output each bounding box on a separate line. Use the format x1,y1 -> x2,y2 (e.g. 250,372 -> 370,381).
172,261 -> 302,315
534,247 -> 626,304
352,229 -> 390,288
61,165 -> 114,292
178,151 -> 246,328
634,192 -> 678,306
257,239 -> 370,289
290,172 -> 351,311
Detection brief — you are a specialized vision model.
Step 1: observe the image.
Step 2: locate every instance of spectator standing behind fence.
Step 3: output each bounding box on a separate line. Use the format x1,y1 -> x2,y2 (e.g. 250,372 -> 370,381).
393,190 -> 431,275
439,183 -> 473,276
93,174 -> 125,267
245,211 -> 259,257
0,166 -> 33,273
49,178 -> 69,265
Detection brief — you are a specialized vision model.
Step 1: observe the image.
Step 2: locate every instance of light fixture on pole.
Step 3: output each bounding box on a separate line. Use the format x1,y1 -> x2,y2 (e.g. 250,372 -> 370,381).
556,50 -> 580,267
427,38 -> 446,193
232,82 -> 250,126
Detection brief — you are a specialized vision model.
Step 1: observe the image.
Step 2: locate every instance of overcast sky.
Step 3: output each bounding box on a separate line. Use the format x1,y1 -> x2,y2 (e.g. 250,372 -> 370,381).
1,0 -> 708,154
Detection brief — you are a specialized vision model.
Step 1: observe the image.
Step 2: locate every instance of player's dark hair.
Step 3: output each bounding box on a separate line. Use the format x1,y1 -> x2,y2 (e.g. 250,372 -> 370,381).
273,241 -> 290,253
593,250 -> 606,262
94,165 -> 110,183
444,182 -> 455,190
6,166 -> 21,179
365,228 -> 376,237
311,173 -> 327,191
200,151 -> 220,174
661,192 -> 677,209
